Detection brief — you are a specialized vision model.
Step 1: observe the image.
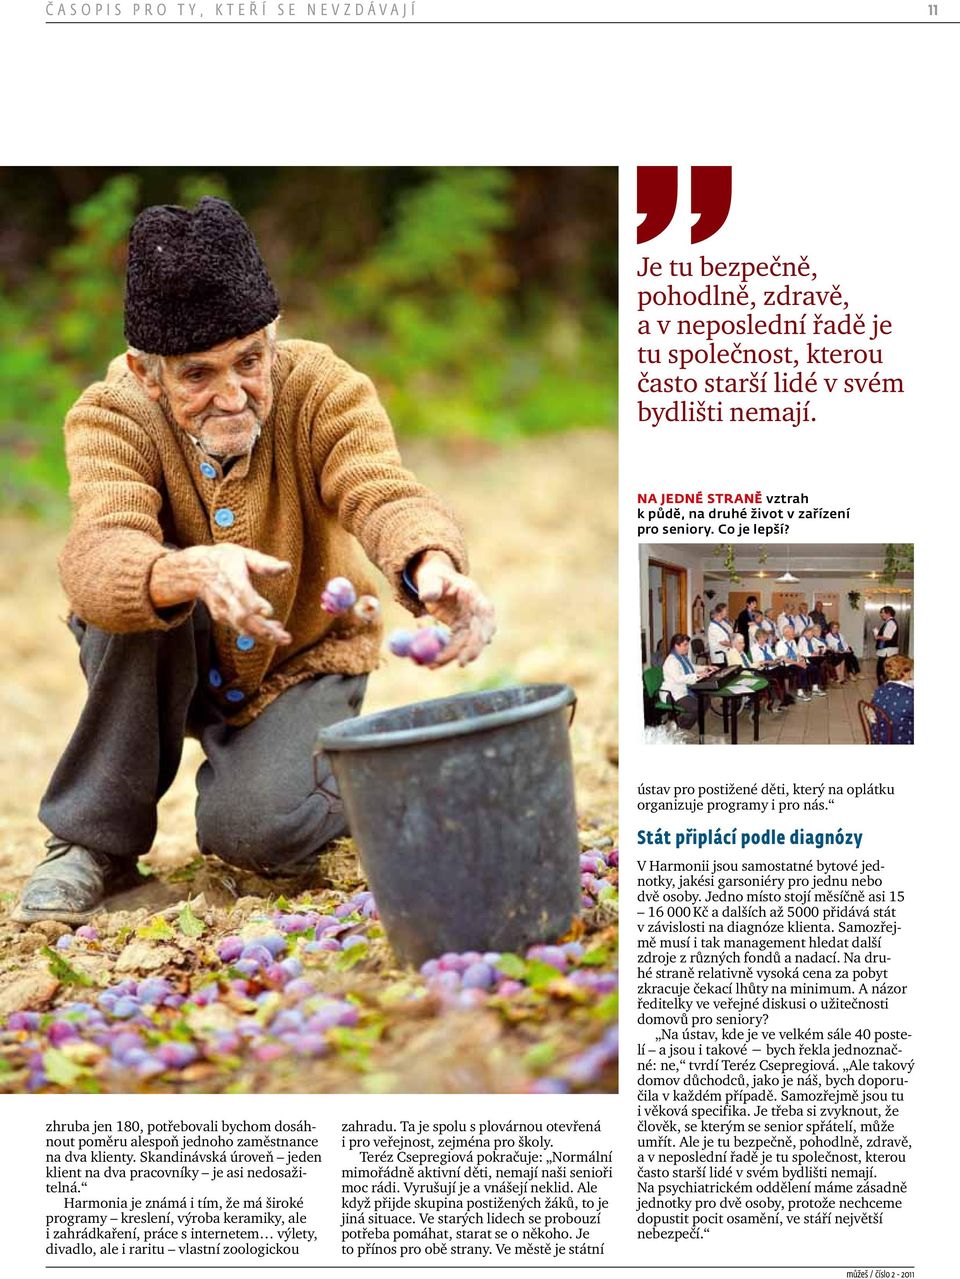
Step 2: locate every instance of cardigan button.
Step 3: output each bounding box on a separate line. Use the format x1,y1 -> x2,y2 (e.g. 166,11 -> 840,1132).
199,461 -> 217,480
225,689 -> 245,704
236,635 -> 255,652
208,669 -> 223,689
214,507 -> 235,529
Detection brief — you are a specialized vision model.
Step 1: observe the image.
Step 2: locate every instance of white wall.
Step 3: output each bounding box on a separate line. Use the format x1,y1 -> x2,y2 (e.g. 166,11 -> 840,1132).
638,547 -> 913,660
703,573 -> 913,658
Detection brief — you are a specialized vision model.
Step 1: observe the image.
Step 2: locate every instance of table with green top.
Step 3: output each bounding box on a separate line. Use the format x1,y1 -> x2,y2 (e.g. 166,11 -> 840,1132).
689,667 -> 770,745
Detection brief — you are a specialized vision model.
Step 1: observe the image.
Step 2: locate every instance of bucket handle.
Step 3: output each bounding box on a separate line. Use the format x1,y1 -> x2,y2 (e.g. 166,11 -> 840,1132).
312,748 -> 344,813
568,694 -> 578,727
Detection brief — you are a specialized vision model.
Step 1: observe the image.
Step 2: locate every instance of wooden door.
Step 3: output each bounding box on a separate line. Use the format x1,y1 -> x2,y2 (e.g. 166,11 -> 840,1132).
650,560 -> 688,647
728,590 -> 752,619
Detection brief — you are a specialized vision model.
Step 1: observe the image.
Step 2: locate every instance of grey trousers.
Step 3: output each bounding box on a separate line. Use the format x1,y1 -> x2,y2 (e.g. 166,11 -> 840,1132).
39,609 -> 367,874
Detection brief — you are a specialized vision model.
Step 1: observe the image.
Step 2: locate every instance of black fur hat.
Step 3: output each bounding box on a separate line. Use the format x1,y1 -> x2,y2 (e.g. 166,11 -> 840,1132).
124,197 -> 280,356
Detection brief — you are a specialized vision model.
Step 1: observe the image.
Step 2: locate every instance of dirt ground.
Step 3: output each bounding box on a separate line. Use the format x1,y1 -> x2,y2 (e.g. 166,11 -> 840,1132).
0,431 -> 618,1093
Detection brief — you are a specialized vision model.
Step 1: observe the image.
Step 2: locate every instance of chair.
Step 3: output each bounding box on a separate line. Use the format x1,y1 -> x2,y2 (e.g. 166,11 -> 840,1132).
691,636 -> 709,666
643,666 -> 680,726
858,699 -> 893,745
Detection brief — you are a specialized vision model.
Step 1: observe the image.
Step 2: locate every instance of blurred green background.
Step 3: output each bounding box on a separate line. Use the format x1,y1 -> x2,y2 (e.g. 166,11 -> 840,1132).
0,167 -> 617,513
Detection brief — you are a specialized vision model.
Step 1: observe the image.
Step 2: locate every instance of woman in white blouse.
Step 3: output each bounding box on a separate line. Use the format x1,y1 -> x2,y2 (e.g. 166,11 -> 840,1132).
799,625 -> 828,696
661,634 -> 716,728
751,628 -> 789,711
825,621 -> 862,682
775,626 -> 815,700
873,607 -> 899,684
726,633 -> 751,668
707,603 -> 735,664
761,610 -> 780,640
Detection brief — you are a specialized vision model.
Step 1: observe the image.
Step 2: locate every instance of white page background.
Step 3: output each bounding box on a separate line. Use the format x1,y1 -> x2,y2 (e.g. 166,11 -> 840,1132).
2,7 -> 954,1276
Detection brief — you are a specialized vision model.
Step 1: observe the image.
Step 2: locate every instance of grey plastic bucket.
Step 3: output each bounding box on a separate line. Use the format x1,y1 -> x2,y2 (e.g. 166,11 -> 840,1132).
315,683 -> 581,967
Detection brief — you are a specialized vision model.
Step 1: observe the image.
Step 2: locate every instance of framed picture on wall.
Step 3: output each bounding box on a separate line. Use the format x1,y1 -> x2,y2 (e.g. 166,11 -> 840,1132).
692,594 -> 705,634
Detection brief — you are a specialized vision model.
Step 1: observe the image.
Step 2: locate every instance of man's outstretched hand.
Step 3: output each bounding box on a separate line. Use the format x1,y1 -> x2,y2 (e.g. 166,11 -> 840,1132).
413,550 -> 496,668
150,543 -> 293,644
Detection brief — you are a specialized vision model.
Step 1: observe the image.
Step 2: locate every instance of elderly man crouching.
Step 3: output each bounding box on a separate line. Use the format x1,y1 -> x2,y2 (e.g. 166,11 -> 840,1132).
15,197 -> 494,924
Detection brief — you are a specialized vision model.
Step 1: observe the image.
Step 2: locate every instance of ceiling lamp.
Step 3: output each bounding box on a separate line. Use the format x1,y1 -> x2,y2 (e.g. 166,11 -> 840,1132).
775,550 -> 798,583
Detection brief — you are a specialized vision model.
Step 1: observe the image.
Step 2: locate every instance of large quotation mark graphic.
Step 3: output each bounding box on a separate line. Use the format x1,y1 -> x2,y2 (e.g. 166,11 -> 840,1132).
636,166 -> 732,244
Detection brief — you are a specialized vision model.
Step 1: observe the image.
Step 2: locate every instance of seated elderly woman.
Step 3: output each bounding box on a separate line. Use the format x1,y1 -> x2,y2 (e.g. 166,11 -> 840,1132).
661,633 -> 716,728
869,655 -> 914,744
749,628 -> 790,712
824,620 -> 862,683
726,633 -> 751,668
775,625 -> 819,700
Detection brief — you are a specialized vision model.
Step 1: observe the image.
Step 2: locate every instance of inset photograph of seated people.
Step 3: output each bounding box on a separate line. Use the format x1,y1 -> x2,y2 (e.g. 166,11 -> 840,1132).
640,543 -> 914,746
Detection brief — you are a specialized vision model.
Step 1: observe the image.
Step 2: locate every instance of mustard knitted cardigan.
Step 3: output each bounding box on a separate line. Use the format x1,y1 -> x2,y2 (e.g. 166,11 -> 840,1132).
58,339 -> 467,724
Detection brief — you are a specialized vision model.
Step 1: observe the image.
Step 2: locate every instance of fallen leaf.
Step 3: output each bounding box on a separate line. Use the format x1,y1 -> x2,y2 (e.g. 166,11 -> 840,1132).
523,1040 -> 558,1071
334,943 -> 369,971
496,953 -> 526,980
41,946 -> 94,988
136,917 -> 176,942
43,1048 -> 88,1087
178,902 -> 206,939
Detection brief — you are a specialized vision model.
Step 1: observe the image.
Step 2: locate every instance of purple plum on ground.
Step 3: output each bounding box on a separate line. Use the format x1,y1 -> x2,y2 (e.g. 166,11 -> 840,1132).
531,945 -> 568,971
239,943 -> 274,968
461,962 -> 496,990
137,978 -> 173,1005
495,979 -> 524,998
284,1032 -> 328,1056
217,936 -> 244,963
252,1044 -> 287,1064
276,915 -> 311,935
304,937 -> 340,953
47,1021 -> 79,1047
111,998 -> 141,1020
284,978 -> 316,1000
530,1077 -> 570,1094
433,970 -> 461,993
258,932 -> 290,955
271,1009 -> 305,1035
158,1043 -> 199,1069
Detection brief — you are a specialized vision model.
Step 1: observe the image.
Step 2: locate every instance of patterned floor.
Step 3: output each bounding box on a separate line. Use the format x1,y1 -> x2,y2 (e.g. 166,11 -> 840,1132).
687,672 -> 878,747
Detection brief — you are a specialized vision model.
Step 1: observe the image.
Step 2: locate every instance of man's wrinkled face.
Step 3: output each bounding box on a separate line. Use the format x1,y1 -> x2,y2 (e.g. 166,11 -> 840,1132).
133,331 -> 274,458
